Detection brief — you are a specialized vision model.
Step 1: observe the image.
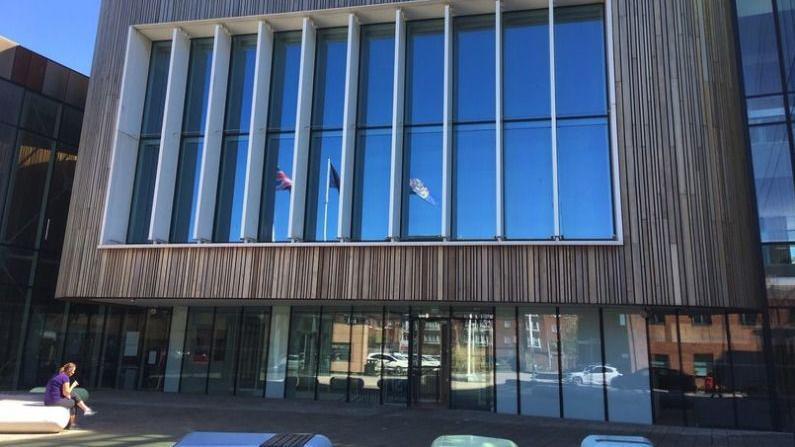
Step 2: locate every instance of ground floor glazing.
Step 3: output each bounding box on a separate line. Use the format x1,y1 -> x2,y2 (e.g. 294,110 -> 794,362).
1,301 -> 794,432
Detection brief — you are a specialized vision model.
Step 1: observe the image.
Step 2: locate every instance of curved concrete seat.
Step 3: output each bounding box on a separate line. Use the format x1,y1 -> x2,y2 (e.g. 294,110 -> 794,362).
0,398 -> 70,433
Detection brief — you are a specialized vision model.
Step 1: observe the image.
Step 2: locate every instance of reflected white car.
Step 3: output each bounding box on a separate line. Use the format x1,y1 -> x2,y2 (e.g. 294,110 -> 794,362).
567,365 -> 622,385
367,353 -> 409,374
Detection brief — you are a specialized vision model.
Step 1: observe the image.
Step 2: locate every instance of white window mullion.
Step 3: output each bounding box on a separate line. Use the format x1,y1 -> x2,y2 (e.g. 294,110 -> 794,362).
548,0 -> 561,240
338,14 -> 360,241
495,0 -> 504,240
441,4 -> 453,240
241,21 -> 274,242
605,0 -> 622,242
388,9 -> 406,241
149,27 -> 190,243
193,24 -> 232,242
287,18 -> 317,241
100,27 -> 152,244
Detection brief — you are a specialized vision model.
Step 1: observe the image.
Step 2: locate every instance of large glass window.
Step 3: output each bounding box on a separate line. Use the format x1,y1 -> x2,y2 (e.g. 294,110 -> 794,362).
559,307 -> 604,421
0,78 -> 23,126
555,6 -> 613,240
259,32 -> 301,242
450,310 -> 494,411
602,309 -> 651,424
207,308 -> 242,395
727,312 -> 773,430
304,28 -> 347,241
286,308 -> 321,399
127,41 -> 171,244
736,0 -> 783,97
518,307 -> 560,418
180,307 -> 214,393
402,20 -> 444,239
236,307 -> 271,396
349,308 -> 384,403
647,310 -> 688,426
352,24 -> 394,241
383,307 -> 410,404
317,307 -> 351,401
138,307 -> 172,391
495,307 -> 518,414
749,125 -> 795,242
171,38 -> 213,243
214,35 -> 257,242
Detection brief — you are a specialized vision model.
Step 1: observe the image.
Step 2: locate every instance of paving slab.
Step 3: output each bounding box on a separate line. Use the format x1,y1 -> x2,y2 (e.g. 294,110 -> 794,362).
0,391 -> 792,447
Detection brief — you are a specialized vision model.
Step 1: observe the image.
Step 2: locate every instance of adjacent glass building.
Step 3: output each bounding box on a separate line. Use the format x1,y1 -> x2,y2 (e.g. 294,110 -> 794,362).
3,0 -> 795,436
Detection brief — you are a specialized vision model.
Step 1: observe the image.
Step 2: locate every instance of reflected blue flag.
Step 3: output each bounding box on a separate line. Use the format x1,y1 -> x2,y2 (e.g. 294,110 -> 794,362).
329,162 -> 340,190
409,178 -> 436,206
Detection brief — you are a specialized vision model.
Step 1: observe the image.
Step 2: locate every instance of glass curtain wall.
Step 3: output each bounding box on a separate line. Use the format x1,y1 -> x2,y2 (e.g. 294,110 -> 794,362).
554,6 -> 613,240
236,307 -> 271,396
518,306 -> 560,417
401,20 -> 444,239
138,307 -> 172,391
259,32 -> 301,242
214,35 -> 257,242
727,312 -> 773,430
450,309 -> 494,410
770,307 -> 795,430
349,307 -> 384,403
317,307 -> 351,400
304,28 -> 347,242
128,41 -> 171,243
602,309 -> 651,424
452,15 -> 496,240
559,307 -> 604,421
171,38 -> 213,243
351,24 -> 395,241
502,10 -> 553,239
285,307 -> 321,398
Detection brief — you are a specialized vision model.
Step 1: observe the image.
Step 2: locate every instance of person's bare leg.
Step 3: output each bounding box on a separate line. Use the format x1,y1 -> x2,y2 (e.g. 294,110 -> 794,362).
76,401 -> 90,412
68,413 -> 76,428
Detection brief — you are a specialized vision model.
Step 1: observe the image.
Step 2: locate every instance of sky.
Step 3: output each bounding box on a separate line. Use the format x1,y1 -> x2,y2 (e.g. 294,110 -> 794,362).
0,0 -> 101,76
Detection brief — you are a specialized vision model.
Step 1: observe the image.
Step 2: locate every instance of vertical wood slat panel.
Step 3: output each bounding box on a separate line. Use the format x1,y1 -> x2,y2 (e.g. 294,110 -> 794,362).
56,0 -> 764,309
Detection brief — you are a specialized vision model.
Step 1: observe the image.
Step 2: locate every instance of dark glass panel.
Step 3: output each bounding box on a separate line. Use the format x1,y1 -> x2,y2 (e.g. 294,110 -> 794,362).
348,308 -> 383,404
454,15 -> 495,123
117,308 -> 147,389
647,311 -> 687,426
2,131 -> 53,248
127,139 -> 160,244
401,126 -> 442,238
736,0 -> 782,97
98,306 -> 125,388
268,32 -> 302,131
383,307 -> 409,404
494,307 -> 518,414
357,24 -> 395,127
453,123 -> 495,240
224,35 -> 257,133
780,0 -> 795,93
139,308 -> 172,391
259,133 -> 294,242
518,307 -> 560,417
140,41 -> 172,137
554,5 -> 607,117
42,60 -> 69,101
181,38 -> 214,135
311,28 -> 348,130
213,136 -> 248,242
286,308 -> 321,399
560,307 -> 604,421
0,78 -> 23,126
0,245 -> 34,287
40,151 -> 76,253
0,123 -> 16,216
22,52 -> 46,91
770,307 -> 795,431
236,307 -> 270,396
304,131 -> 342,241
603,309 -> 652,424
749,125 -> 795,242
503,10 -> 549,120
170,138 -> 203,243
0,45 -> 14,80
180,307 -> 214,393
65,71 -> 89,109
62,304 -> 106,388
746,95 -> 786,125
450,311 -> 494,411
557,118 -> 613,239
727,312 -> 773,429
19,92 -> 59,137
317,308 -> 351,401
57,106 -> 83,146
0,285 -> 26,389
503,121 -> 553,239
19,299 -> 67,389
207,308 -> 241,395
405,20 -> 444,125
352,128 -> 391,241
678,311 -> 734,428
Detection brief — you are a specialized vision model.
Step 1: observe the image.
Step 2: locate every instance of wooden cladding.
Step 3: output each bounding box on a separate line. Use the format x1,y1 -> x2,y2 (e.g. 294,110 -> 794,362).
56,0 -> 765,309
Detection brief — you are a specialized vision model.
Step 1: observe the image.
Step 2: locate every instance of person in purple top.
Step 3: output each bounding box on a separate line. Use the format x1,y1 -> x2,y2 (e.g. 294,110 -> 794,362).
44,362 -> 96,429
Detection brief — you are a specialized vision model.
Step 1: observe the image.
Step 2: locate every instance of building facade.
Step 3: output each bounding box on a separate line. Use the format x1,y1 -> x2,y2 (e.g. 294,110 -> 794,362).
2,0 -> 794,434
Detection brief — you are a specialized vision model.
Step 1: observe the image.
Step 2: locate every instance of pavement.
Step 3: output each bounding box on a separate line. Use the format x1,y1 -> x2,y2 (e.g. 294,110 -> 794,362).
0,390 -> 793,447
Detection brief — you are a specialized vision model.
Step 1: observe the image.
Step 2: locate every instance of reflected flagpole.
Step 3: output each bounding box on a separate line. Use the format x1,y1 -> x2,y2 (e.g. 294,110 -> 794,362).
323,157 -> 331,241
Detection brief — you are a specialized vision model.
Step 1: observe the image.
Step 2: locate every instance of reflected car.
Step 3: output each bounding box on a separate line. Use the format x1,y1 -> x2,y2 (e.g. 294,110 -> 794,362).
421,355 -> 441,369
367,353 -> 409,374
565,365 -> 621,385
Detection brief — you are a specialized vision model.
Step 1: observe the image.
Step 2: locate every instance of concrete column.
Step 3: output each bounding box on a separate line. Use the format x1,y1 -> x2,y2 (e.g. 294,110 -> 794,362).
265,305 -> 290,398
164,306 -> 188,392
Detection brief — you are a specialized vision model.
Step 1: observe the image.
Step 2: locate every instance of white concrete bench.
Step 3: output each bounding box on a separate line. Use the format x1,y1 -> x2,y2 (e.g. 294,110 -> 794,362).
0,396 -> 70,433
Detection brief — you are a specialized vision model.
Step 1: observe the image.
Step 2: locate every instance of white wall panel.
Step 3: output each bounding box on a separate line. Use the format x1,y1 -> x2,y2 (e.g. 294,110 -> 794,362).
338,14 -> 360,240
388,10 -> 406,240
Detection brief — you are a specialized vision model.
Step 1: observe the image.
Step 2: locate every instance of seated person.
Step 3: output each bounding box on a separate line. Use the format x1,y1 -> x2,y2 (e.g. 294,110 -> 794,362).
44,362 -> 96,429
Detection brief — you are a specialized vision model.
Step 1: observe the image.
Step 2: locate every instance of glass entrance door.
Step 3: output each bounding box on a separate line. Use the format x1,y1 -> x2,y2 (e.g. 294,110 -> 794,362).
410,317 -> 450,407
